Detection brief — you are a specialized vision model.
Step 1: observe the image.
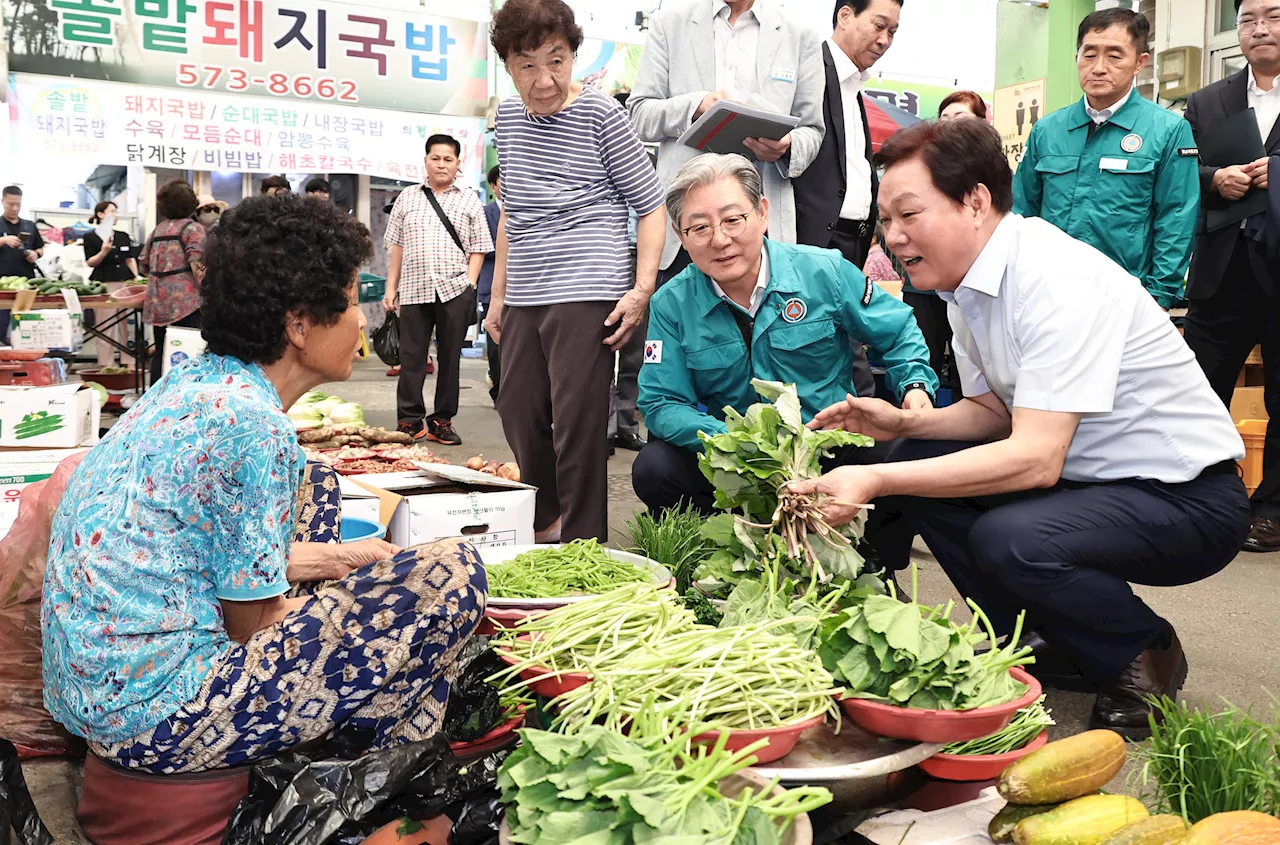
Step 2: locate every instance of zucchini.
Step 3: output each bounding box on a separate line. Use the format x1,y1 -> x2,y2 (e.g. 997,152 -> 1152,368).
1013,794 -> 1148,845
990,803 -> 1060,843
998,729 -> 1126,804
1099,815 -> 1188,845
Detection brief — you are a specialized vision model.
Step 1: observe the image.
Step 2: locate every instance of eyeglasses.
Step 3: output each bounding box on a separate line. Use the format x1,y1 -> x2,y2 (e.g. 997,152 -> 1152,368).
1238,12 -> 1280,31
681,213 -> 753,246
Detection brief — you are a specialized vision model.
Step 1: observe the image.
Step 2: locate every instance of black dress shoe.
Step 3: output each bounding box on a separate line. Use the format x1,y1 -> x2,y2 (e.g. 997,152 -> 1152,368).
615,433 -> 646,452
1016,630 -> 1095,693
1089,625 -> 1188,741
1243,517 -> 1280,553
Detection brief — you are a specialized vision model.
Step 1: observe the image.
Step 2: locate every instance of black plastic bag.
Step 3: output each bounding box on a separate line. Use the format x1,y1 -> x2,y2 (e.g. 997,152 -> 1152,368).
0,739 -> 53,845
443,641 -> 504,744
371,312 -> 400,367
221,734 -> 506,845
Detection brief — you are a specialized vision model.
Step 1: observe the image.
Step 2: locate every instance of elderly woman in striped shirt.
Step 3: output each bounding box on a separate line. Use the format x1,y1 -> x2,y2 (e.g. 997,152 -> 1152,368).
484,0 -> 667,542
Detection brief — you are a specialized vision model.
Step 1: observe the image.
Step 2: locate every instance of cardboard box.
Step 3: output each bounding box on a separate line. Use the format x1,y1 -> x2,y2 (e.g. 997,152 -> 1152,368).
352,464 -> 535,549
337,474 -> 389,526
162,326 -> 207,375
0,447 -> 90,538
0,383 -> 101,448
1230,386 -> 1268,423
8,289 -> 84,352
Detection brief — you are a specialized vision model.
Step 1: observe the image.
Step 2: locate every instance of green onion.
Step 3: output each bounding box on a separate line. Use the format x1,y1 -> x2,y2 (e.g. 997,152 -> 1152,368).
1137,696 -> 1280,823
625,503 -> 715,593
487,538 -> 653,599
941,697 -> 1054,755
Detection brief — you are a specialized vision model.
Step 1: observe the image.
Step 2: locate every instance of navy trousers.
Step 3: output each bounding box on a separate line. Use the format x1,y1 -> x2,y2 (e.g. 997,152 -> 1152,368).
883,439 -> 1251,680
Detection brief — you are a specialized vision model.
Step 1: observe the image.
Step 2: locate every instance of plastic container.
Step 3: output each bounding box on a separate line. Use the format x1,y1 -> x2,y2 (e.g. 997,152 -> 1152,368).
358,272 -> 387,303
448,712 -> 526,758
340,517 -> 386,543
495,647 -> 591,698
917,728 -> 1049,781
477,606 -> 546,636
78,368 -> 138,391
837,668 -> 1042,744
1237,419 -> 1266,495
690,714 -> 827,765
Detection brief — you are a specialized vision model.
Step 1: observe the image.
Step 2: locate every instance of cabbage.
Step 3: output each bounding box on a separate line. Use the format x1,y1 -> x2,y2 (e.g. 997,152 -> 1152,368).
298,390 -> 329,405
288,404 -> 324,422
293,418 -> 324,432
311,397 -> 343,416
328,402 -> 364,424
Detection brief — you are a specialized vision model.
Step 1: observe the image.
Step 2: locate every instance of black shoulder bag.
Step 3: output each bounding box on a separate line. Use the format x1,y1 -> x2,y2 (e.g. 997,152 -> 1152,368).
421,186 -> 467,256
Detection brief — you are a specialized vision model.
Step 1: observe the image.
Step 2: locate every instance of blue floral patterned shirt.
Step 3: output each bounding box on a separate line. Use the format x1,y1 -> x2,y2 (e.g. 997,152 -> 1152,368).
42,353 -> 304,743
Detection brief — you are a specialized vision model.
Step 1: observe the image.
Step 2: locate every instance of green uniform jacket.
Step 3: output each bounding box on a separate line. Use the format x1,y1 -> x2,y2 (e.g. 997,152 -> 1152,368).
1012,94 -> 1200,310
638,239 -> 937,451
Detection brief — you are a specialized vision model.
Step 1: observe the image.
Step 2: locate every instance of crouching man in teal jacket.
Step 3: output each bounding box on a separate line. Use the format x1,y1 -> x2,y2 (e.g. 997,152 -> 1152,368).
634,152 -> 937,514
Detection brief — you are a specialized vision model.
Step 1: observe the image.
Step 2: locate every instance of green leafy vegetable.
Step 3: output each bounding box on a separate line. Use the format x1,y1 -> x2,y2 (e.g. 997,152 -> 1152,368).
680,591 -> 723,626
817,566 -> 1034,711
499,724 -> 831,845
488,539 -> 654,599
697,380 -> 873,584
941,697 -> 1054,755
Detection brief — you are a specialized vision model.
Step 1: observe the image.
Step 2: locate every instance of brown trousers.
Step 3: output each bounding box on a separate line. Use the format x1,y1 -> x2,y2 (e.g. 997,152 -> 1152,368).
497,301 -> 615,541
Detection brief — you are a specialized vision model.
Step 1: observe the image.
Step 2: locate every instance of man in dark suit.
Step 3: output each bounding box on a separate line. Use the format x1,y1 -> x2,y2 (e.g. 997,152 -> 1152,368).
794,0 -> 913,402
1182,0 -> 1280,551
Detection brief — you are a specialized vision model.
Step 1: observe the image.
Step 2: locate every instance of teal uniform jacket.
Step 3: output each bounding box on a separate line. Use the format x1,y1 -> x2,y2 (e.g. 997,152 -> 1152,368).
1012,94 -> 1200,310
638,239 -> 938,451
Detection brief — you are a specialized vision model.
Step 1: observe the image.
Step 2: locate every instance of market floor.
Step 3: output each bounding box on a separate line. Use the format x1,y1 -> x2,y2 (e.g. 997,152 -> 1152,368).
24,355 -> 1280,842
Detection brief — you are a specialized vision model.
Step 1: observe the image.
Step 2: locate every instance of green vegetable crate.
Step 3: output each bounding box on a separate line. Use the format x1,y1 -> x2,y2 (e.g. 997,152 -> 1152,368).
358,273 -> 386,303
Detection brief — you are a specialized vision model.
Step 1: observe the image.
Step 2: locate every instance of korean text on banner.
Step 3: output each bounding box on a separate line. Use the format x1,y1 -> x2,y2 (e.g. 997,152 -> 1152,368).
0,0 -> 487,116
8,73 -> 487,185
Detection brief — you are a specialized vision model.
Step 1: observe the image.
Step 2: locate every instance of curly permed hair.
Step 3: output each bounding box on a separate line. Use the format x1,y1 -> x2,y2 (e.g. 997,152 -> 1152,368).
490,0 -> 583,61
200,194 -> 372,365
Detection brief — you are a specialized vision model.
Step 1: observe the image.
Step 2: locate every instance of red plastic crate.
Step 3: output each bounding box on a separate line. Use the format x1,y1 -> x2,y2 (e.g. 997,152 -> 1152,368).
0,360 -> 63,386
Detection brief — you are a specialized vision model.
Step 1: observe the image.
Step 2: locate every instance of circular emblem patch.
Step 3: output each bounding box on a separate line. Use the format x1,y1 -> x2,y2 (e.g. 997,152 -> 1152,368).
782,298 -> 807,323
1121,133 -> 1143,153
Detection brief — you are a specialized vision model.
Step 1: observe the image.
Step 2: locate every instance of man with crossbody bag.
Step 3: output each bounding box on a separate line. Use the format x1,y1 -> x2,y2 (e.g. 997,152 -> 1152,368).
383,134 -> 494,445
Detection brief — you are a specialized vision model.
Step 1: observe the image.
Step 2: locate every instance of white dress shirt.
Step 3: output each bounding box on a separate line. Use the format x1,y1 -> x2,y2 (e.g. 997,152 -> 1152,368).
940,214 -> 1244,483
1084,86 -> 1132,125
712,0 -> 762,101
1247,67 -> 1280,147
711,247 -> 770,316
827,38 -> 873,222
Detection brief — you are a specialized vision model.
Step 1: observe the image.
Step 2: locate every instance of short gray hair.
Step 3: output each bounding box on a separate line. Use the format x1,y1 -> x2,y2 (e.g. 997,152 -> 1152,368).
665,153 -> 764,228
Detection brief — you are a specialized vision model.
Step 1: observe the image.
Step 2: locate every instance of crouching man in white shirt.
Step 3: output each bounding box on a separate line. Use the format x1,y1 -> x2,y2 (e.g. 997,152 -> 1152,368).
793,118 -> 1250,739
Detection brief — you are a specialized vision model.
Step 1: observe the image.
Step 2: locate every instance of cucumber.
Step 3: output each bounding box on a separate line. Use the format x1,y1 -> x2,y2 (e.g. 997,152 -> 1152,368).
998,729 -> 1127,804
1099,815 -> 1188,845
1013,794 -> 1148,845
1180,811 -> 1280,844
990,803 -> 1060,843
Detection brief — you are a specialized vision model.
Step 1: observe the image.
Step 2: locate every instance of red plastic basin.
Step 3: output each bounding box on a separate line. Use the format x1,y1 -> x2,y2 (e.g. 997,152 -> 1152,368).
495,647 -> 591,698
449,712 -> 526,758
690,714 -> 826,765
477,606 -> 546,636
838,667 -> 1042,744
918,729 -> 1049,781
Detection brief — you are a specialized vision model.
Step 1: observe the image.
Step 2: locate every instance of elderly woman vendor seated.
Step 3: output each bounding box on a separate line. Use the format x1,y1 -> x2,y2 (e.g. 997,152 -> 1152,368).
41,194 -> 487,774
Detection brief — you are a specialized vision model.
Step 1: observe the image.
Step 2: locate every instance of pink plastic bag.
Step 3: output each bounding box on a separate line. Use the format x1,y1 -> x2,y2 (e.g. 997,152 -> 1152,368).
0,452 -> 87,755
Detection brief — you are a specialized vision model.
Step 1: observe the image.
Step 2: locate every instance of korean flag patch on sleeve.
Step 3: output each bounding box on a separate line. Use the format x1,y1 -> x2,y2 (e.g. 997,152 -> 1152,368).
644,340 -> 663,364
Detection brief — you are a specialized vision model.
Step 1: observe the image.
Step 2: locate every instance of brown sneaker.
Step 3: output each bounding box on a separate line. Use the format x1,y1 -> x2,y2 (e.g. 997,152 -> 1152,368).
426,418 -> 461,446
1089,624 -> 1188,740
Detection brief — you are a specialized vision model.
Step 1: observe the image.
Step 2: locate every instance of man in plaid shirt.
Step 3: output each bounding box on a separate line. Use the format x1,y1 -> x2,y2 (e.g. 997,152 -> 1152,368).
383,134 -> 495,445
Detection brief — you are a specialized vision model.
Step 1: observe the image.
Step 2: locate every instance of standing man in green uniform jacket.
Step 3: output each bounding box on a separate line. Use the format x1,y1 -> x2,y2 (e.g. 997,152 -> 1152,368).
1013,9 -> 1200,311
632,153 -> 937,515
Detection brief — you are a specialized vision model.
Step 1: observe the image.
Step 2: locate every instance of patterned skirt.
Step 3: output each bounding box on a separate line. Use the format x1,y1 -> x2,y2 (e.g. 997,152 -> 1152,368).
89,463 -> 487,774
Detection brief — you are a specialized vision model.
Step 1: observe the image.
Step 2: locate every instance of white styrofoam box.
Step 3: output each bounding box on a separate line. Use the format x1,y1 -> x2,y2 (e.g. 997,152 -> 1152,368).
162,326 -> 207,374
